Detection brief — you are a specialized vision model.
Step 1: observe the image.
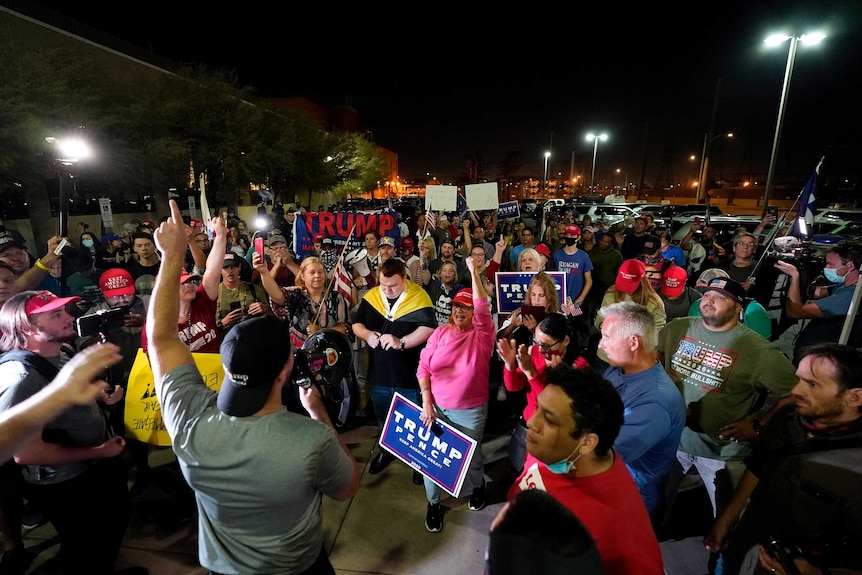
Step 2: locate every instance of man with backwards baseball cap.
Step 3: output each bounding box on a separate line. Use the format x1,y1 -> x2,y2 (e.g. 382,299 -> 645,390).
656,276 -> 798,532
147,199 -> 359,575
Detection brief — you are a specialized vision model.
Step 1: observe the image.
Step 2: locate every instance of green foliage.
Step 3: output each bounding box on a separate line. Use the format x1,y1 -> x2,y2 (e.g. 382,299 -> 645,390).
0,34 -> 389,210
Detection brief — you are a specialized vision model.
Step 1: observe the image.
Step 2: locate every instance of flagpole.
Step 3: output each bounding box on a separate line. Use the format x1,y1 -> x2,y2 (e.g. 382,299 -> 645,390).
749,157 -> 823,280
315,223 -> 356,326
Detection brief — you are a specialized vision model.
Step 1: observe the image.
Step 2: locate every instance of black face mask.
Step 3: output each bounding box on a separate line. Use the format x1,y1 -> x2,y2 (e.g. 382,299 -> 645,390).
564,237 -> 578,247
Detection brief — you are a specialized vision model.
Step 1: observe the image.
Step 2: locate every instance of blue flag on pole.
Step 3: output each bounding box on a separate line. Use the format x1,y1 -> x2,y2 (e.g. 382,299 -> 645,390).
790,157 -> 824,238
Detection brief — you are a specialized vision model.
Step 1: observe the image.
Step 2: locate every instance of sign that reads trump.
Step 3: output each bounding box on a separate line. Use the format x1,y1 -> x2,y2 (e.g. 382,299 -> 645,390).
379,393 -> 477,497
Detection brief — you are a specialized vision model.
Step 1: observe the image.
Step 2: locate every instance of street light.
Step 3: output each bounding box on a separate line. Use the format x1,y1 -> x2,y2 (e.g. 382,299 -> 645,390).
697,132 -> 733,201
616,167 -> 628,194
542,151 -> 551,198
760,31 -> 825,218
45,136 -> 91,237
586,133 -> 608,193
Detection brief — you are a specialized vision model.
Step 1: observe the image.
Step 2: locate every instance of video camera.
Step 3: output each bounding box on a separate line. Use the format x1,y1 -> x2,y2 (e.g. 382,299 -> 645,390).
763,235 -> 825,280
288,329 -> 355,428
75,306 -> 128,340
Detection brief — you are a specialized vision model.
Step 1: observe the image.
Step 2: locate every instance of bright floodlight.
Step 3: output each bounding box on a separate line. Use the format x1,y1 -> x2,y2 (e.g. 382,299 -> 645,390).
46,137 -> 92,163
586,133 -> 608,142
800,32 -> 826,45
765,32 -> 826,46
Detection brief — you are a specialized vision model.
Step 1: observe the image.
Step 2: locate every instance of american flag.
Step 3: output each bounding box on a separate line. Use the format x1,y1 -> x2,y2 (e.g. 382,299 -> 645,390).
332,258 -> 354,304
790,157 -> 824,238
426,203 -> 436,231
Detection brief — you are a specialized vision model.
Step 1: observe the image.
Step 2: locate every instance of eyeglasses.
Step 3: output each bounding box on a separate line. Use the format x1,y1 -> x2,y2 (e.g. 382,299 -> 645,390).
734,241 -> 756,248
531,336 -> 562,356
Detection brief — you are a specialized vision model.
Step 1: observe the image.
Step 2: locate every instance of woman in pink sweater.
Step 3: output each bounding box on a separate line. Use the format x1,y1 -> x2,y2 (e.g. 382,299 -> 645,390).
416,256 -> 495,533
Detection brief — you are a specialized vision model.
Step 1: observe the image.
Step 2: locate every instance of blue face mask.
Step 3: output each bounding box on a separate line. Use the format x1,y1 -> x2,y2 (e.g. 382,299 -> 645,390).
82,239 -> 95,248
823,265 -> 846,284
545,437 -> 585,474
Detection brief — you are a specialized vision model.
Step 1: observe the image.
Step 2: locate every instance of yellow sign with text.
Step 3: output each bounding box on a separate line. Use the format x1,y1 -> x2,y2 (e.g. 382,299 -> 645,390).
124,349 -> 224,446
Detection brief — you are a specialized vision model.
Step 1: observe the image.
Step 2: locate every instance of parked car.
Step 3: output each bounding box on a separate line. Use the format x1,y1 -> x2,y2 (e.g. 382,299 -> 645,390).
811,220 -> 862,251
814,208 -> 862,234
671,215 -> 765,246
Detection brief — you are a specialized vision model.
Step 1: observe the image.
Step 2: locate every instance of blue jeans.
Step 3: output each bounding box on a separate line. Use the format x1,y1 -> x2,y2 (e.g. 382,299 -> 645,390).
423,403 -> 488,504
369,385 -> 419,427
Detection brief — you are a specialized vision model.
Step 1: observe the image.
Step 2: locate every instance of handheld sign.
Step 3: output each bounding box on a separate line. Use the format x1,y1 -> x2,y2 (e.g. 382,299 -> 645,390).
378,392 -> 478,497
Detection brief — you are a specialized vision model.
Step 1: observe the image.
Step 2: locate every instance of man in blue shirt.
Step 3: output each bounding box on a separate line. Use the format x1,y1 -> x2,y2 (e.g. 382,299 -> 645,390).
596,300 -> 685,521
551,224 -> 593,309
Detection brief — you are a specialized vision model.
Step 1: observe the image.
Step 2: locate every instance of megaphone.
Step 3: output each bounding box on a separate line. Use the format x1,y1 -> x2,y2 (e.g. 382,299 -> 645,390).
345,248 -> 375,288
345,248 -> 371,277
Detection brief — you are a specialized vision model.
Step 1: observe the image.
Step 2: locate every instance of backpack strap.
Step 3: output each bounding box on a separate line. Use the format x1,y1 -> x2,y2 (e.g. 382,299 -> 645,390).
0,350 -> 60,380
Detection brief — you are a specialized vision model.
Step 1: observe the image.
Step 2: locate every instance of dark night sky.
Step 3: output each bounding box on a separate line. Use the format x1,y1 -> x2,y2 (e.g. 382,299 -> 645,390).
19,1 -> 862,187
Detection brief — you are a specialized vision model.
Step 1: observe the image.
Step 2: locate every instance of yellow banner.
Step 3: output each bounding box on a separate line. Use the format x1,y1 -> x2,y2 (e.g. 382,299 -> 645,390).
124,349 -> 225,446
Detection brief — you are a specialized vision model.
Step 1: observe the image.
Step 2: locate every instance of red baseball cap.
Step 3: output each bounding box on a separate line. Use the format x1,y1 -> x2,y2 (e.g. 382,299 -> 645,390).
313,233 -> 325,243
25,291 -> 80,317
99,268 -> 135,298
661,265 -> 687,298
179,272 -> 202,284
534,243 -> 551,258
451,288 -> 474,308
564,224 -> 581,237
615,259 -> 646,294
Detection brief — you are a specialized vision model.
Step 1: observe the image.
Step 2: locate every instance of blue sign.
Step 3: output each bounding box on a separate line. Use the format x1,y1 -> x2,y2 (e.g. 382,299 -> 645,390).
498,201 -> 520,220
292,209 -> 401,260
379,393 -> 478,497
494,271 -> 567,314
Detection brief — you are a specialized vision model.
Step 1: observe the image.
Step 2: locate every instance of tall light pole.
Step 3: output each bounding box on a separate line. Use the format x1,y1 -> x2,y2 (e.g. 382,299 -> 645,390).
760,31 -> 825,218
542,151 -> 551,198
45,136 -> 91,237
616,167 -> 628,193
697,132 -> 733,201
586,133 -> 608,193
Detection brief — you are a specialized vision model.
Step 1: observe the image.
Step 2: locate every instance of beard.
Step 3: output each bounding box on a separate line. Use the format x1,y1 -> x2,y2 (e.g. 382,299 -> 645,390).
795,394 -> 846,421
700,305 -> 739,327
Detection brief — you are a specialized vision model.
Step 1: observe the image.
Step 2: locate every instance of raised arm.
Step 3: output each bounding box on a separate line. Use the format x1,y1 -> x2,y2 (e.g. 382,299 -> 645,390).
202,216 -> 227,301
148,199 -> 196,383
17,235 -> 63,291
252,251 -> 285,305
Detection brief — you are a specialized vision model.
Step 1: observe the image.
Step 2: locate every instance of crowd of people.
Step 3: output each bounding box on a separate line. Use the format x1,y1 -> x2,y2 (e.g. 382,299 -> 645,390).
0,200 -> 860,575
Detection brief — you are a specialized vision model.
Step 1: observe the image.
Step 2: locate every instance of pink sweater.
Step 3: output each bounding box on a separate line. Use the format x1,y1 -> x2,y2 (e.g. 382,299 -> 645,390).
416,295 -> 495,410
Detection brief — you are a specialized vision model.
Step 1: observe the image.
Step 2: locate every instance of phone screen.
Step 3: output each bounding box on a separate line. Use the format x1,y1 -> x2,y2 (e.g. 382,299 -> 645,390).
229,301 -> 242,312
519,305 -> 547,323
255,237 -> 265,262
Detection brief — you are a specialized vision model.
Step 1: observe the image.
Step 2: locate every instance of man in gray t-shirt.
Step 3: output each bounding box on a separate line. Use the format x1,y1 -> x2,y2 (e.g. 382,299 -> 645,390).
147,201 -> 360,574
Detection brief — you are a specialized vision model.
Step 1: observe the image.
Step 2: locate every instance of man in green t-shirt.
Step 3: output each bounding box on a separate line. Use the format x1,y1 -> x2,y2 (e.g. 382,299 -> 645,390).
656,277 -> 797,525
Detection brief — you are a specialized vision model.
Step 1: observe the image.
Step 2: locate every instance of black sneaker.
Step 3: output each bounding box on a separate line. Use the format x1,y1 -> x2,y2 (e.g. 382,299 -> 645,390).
368,450 -> 395,475
468,481 -> 486,511
412,470 -> 424,485
425,502 -> 442,533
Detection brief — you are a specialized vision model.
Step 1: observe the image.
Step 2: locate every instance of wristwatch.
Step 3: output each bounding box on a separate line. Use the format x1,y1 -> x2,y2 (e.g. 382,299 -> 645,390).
399,338 -> 406,350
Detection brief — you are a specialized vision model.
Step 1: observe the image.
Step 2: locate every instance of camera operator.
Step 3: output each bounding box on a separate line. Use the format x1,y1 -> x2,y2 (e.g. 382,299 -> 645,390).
80,267 -> 152,498
774,239 -> 862,365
